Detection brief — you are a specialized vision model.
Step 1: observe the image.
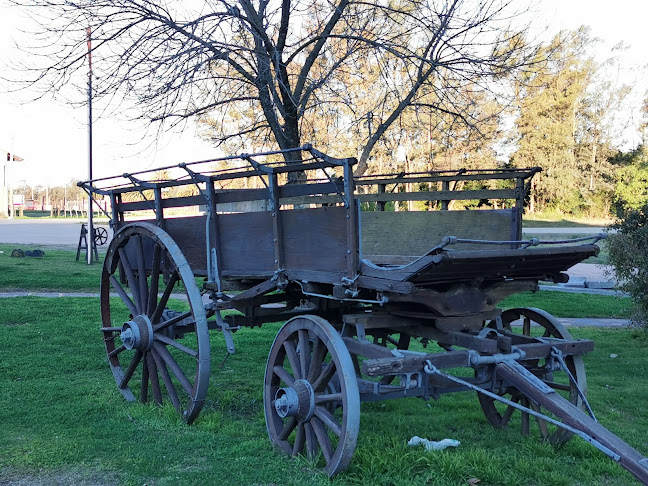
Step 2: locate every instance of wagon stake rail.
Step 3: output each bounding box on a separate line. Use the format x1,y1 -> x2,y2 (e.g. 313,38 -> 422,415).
81,146 -> 647,482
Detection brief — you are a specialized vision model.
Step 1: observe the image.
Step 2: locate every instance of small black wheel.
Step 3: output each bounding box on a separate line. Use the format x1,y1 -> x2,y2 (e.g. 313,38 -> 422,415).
100,222 -> 210,424
478,307 -> 587,445
264,315 -> 360,476
94,227 -> 109,246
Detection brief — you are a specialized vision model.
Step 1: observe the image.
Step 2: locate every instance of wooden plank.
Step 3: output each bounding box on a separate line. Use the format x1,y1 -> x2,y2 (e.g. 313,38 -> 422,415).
281,207 -> 348,273
361,210 -> 513,256
360,189 -> 515,203
362,350 -> 470,376
342,337 -> 395,359
355,171 -> 538,186
163,216 -> 208,272
219,211 -> 275,274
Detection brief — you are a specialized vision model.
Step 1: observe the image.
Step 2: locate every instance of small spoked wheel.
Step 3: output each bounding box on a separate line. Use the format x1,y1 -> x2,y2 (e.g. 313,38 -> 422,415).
264,315 -> 360,476
100,222 -> 210,424
93,226 -> 109,246
478,307 -> 587,445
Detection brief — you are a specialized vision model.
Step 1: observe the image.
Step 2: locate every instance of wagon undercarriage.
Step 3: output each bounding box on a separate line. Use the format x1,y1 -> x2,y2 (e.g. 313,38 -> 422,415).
81,146 -> 648,483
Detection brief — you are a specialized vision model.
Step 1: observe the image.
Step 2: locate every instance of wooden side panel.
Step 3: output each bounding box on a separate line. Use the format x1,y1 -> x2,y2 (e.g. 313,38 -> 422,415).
361,209 -> 513,256
281,206 -> 348,273
219,211 -> 275,275
164,216 -> 208,272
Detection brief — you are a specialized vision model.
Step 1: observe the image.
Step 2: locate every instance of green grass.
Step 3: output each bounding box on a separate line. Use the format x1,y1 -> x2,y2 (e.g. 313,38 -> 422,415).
0,297 -> 646,485
522,211 -> 613,228
500,291 -> 632,319
0,244 -> 103,292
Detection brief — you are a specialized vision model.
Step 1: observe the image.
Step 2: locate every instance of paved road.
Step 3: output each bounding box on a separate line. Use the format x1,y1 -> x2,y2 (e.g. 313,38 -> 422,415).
0,219 -> 112,248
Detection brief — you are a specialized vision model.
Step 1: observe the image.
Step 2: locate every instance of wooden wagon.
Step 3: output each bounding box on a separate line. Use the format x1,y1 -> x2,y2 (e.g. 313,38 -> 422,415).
80,146 -> 648,482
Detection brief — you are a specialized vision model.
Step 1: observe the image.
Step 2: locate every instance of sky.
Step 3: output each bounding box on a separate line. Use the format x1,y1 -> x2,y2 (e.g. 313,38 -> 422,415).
0,0 -> 647,189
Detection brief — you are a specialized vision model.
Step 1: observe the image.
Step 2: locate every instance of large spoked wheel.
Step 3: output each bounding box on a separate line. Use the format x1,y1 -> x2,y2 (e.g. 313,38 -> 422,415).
100,222 -> 210,424
264,315 -> 360,476
478,307 -> 587,445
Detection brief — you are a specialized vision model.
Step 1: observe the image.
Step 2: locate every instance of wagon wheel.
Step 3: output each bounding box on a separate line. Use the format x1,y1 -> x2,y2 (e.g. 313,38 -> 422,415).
264,315 -> 360,476
100,222 -> 210,424
94,227 -> 109,246
477,307 -> 586,445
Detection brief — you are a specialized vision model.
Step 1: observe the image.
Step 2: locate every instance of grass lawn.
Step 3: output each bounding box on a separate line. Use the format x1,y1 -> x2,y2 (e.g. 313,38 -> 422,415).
0,243 -> 103,292
0,297 -> 646,485
522,212 -> 613,228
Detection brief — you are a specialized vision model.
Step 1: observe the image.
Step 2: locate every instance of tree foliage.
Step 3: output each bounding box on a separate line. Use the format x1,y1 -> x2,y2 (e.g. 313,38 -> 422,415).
11,0 -> 534,173
607,205 -> 648,330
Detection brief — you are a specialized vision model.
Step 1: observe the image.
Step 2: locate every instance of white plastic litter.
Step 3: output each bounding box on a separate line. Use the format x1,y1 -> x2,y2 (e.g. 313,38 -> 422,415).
407,436 -> 460,451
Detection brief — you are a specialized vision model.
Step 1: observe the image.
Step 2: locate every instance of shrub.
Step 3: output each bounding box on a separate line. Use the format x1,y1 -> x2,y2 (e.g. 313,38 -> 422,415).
607,204 -> 648,330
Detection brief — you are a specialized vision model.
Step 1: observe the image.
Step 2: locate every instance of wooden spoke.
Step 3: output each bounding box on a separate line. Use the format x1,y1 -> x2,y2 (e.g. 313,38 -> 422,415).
314,406 -> 342,437
153,333 -> 198,357
140,353 -> 149,403
119,350 -> 143,389
154,342 -> 193,395
151,348 -> 181,412
135,235 -> 148,314
292,423 -> 305,456
118,247 -> 142,314
311,417 -> 334,463
273,365 -> 295,386
152,311 -> 192,332
315,393 -> 342,404
297,329 -> 311,379
304,422 -> 317,458
307,338 -> 325,382
108,345 -> 126,358
521,397 -> 530,436
147,244 -> 162,316
109,276 -> 138,316
283,340 -> 301,380
151,271 -> 179,324
530,400 -> 550,437
147,352 -> 163,406
278,417 -> 298,441
500,396 -> 520,427
312,361 -> 335,392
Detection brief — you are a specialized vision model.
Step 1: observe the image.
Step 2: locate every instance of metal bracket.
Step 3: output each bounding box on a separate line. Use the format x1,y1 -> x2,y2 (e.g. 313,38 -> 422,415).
215,311 -> 236,354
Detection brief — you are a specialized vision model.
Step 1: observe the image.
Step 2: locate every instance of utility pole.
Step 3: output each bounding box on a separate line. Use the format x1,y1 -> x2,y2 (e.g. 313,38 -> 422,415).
87,26 -> 94,264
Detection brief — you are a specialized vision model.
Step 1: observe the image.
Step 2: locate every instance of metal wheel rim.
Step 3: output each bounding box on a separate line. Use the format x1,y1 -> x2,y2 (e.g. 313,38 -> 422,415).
100,222 -> 210,424
478,307 -> 587,445
263,315 -> 360,476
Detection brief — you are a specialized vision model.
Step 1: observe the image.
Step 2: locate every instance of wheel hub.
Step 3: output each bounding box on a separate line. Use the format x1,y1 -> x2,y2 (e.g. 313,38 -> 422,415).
274,379 -> 315,421
120,315 -> 154,351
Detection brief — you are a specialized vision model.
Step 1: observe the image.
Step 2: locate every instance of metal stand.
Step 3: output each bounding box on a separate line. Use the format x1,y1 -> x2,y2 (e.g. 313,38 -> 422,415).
76,223 -> 99,262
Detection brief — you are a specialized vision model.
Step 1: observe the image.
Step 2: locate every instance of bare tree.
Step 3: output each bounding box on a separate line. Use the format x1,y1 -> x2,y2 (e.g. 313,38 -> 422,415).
10,0 -> 535,173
